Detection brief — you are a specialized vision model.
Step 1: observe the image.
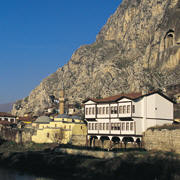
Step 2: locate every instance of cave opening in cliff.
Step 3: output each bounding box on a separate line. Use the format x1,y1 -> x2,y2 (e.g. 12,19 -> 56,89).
164,29 -> 175,49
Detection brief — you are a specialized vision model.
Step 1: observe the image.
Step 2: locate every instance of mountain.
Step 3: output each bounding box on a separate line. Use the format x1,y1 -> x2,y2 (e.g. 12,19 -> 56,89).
0,103 -> 14,113
12,0 -> 180,116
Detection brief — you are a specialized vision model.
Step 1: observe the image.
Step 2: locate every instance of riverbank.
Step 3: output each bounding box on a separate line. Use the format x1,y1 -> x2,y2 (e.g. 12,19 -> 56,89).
0,142 -> 180,180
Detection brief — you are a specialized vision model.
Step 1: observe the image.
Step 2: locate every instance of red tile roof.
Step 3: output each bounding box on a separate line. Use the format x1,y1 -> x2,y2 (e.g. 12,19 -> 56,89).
0,112 -> 16,118
91,92 -> 143,103
17,116 -> 35,122
83,91 -> 175,104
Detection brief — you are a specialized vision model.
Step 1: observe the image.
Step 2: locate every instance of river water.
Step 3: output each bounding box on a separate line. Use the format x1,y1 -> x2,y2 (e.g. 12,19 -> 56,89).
0,168 -> 54,180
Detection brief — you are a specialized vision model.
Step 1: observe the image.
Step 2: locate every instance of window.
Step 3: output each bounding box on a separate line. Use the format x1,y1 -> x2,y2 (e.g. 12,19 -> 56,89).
103,107 -> 105,114
114,106 -> 117,114
126,123 -> 129,131
119,106 -> 123,114
123,106 -> 126,114
95,123 -> 98,130
69,125 -> 71,129
89,123 -> 91,130
92,107 -> 95,114
122,123 -> 125,131
106,107 -> 109,114
81,126 -> 83,129
132,105 -> 135,113
111,123 -> 114,130
92,123 -> 94,130
103,123 -> 105,130
10,119 -> 14,123
130,122 -> 134,131
55,124 -> 57,128
99,123 -> 102,130
117,123 -> 121,130
127,105 -> 131,113
111,107 -> 114,114
114,123 -> 117,130
99,107 -> 102,114
86,108 -> 88,115
89,108 -> 91,115
47,133 -> 50,138
106,123 -> 109,130
64,125 -> 66,129
4,118 -> 8,121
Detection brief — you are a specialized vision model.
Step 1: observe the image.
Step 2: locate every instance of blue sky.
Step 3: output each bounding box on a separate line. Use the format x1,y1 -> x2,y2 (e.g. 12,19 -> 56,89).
0,0 -> 122,104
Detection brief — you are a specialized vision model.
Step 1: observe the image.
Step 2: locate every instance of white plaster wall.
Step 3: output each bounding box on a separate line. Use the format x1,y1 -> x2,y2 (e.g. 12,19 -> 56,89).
134,118 -> 143,135
111,118 -> 120,123
96,119 -> 110,123
146,119 -> 172,129
146,95 -> 156,118
146,94 -> 173,120
85,100 -> 96,105
155,94 -> 173,120
146,119 -> 157,130
111,130 -> 121,135
118,98 -> 132,102
132,100 -> 142,117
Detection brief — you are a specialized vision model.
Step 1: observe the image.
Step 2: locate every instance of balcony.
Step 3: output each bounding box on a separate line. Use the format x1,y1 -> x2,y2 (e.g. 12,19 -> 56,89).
88,121 -> 135,135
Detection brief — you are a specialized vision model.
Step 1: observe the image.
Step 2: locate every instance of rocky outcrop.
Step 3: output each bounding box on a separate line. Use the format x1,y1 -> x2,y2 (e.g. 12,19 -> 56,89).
12,0 -> 180,116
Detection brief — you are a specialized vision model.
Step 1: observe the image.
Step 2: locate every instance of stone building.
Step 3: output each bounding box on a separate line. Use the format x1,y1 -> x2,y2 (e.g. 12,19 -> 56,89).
31,115 -> 87,144
31,89 -> 87,145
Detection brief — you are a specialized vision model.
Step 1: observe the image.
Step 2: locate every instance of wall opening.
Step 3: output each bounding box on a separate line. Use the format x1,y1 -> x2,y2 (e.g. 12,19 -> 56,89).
164,30 -> 175,49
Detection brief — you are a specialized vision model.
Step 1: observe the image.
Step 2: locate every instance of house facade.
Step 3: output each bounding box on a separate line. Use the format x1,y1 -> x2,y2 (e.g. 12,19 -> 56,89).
83,91 -> 174,145
0,112 -> 16,123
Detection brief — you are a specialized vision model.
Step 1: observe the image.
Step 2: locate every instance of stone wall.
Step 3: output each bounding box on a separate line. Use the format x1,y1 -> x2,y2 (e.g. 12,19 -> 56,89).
0,127 -> 34,144
143,129 -> 180,153
71,135 -> 87,146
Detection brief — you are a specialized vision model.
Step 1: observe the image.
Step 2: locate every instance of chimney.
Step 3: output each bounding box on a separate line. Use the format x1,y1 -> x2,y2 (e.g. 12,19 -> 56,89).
59,89 -> 65,114
142,87 -> 148,95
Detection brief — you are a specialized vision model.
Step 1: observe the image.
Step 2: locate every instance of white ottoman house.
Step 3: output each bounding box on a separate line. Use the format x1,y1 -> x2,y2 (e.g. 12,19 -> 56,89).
83,91 -> 174,146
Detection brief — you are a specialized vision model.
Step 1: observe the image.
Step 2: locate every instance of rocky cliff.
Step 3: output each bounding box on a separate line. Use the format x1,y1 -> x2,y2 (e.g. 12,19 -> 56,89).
12,0 -> 180,116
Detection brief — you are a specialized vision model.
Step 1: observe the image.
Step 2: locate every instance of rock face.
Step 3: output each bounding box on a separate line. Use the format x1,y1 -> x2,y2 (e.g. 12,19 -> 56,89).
12,0 -> 180,116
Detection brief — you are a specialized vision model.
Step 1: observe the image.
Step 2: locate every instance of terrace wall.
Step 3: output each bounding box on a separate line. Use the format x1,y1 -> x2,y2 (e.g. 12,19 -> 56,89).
143,129 -> 180,153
